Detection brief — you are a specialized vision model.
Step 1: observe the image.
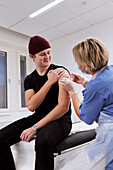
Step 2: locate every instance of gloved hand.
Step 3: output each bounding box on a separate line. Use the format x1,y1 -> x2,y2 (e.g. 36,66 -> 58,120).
60,77 -> 76,97
71,73 -> 88,87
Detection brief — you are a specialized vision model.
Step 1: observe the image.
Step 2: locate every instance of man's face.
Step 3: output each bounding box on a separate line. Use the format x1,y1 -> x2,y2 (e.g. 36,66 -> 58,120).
34,48 -> 51,67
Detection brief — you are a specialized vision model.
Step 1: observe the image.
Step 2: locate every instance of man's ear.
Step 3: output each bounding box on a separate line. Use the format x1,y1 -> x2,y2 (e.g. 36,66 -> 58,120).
29,54 -> 35,61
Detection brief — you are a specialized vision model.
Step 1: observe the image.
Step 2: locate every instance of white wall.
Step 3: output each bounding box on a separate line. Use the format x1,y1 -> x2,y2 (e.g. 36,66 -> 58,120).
51,17 -> 113,68
0,27 -> 29,51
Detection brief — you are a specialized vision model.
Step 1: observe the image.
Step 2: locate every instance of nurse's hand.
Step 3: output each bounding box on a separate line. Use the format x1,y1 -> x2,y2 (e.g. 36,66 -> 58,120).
60,77 -> 76,97
47,68 -> 65,85
20,127 -> 37,142
70,73 -> 88,87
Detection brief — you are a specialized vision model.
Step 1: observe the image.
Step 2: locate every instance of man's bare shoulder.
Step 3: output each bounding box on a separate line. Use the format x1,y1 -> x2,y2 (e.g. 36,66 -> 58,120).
59,69 -> 69,79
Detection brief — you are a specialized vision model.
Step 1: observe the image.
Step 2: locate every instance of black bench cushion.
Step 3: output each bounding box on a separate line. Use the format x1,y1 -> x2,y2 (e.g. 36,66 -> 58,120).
54,129 -> 96,154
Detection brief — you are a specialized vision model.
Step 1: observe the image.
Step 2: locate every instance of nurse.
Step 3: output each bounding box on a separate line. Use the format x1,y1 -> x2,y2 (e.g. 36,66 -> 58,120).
60,38 -> 113,169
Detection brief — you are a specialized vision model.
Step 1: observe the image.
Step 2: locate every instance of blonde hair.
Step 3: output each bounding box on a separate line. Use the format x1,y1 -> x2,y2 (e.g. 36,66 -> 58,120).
72,38 -> 109,72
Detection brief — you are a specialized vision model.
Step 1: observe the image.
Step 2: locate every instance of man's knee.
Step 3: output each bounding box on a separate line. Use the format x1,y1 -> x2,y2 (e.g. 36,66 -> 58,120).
35,130 -> 54,151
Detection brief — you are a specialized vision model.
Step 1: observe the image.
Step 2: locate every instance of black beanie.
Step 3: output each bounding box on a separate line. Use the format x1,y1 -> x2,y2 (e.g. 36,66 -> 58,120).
28,35 -> 51,55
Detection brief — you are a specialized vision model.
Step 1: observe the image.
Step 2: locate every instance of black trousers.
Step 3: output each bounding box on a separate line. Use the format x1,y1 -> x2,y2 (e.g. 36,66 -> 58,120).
0,114 -> 72,170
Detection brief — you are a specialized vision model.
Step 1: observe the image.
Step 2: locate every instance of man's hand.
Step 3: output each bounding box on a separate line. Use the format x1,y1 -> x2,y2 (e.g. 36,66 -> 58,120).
20,127 -> 37,142
47,68 -> 65,85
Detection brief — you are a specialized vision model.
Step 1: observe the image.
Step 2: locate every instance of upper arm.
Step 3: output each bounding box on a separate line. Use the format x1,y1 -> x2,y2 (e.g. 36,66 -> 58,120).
25,89 -> 35,107
58,70 -> 70,108
59,69 -> 70,80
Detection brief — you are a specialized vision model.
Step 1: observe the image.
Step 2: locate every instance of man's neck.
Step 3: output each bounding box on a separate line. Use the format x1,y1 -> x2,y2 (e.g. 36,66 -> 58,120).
36,65 -> 50,76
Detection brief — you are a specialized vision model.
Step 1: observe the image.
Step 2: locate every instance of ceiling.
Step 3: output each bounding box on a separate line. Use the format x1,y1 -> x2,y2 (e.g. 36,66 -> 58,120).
0,0 -> 113,41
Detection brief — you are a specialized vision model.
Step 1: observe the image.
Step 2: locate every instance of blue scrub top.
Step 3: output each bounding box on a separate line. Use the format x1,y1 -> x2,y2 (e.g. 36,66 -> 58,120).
79,65 -> 113,125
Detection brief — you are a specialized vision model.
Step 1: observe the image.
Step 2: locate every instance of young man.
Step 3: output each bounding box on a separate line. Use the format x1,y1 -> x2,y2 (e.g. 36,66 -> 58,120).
0,35 -> 72,170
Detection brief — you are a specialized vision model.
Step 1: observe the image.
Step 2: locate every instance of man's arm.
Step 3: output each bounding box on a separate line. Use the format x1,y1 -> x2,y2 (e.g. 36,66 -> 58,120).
25,81 -> 53,112
35,70 -> 70,129
25,68 -> 65,112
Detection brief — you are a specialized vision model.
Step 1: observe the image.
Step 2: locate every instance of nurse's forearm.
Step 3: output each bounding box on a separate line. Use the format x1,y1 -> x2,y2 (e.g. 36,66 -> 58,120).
71,93 -> 81,120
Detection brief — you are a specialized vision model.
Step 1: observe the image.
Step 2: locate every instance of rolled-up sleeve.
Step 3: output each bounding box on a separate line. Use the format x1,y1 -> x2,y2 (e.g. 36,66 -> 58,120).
79,88 -> 104,125
24,75 -> 33,91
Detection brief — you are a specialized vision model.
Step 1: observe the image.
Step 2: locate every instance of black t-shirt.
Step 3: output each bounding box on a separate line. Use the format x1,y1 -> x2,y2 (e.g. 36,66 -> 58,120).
24,64 -> 71,119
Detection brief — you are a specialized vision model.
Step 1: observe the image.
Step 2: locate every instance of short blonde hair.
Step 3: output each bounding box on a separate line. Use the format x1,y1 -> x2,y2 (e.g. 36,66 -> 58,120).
72,38 -> 109,72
